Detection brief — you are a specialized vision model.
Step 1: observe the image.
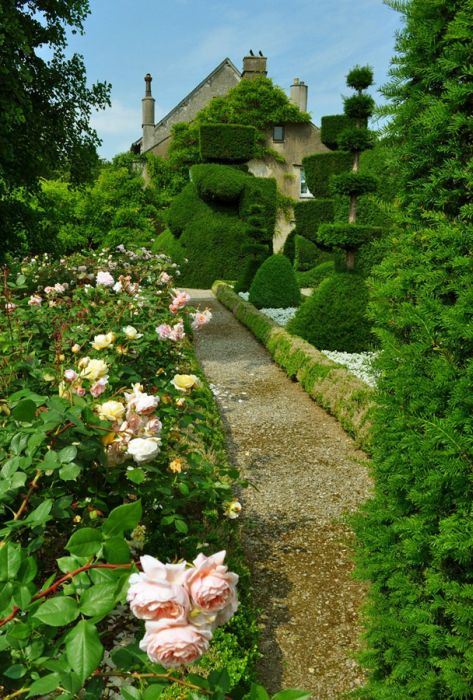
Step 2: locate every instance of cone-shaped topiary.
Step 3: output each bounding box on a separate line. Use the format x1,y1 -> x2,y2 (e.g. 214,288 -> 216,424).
249,254 -> 301,309
287,272 -> 376,352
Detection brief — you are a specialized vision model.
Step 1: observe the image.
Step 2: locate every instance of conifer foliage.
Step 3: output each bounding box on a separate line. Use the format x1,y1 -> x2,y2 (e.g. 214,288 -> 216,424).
354,1 -> 473,696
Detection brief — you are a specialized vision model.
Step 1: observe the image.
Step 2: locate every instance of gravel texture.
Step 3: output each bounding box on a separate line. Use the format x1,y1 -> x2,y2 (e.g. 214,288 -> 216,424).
189,290 -> 372,698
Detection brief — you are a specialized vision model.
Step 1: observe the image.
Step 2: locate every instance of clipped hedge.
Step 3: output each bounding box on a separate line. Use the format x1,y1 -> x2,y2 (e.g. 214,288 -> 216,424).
294,234 -> 320,271
283,229 -> 297,264
179,211 -> 250,287
317,223 -> 382,250
343,93 -> 375,120
213,282 -> 373,449
239,177 -> 277,242
199,123 -> 256,163
249,254 -> 301,309
337,127 -> 374,153
151,228 -> 187,265
296,259 -> 334,288
191,164 -> 248,204
293,199 -> 334,241
321,115 -> 359,150
302,152 -> 352,198
167,183 -> 211,237
330,172 -> 378,197
288,272 -> 376,352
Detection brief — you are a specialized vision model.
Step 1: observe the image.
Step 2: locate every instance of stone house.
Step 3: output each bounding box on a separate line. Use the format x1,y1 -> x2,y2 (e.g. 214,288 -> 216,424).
131,54 -> 328,248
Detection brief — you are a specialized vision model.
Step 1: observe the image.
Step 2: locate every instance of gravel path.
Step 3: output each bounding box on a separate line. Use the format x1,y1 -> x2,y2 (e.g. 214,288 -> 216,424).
189,290 -> 371,698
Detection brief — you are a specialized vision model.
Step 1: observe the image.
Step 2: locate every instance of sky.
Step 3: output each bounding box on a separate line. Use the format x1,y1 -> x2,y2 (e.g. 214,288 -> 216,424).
66,0 -> 403,161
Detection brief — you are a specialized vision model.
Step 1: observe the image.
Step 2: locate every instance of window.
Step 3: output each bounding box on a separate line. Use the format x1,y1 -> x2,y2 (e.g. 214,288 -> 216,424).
272,125 -> 285,142
300,168 -> 313,198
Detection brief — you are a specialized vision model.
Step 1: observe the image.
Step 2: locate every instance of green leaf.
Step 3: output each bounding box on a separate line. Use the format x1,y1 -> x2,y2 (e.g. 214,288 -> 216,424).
66,528 -> 103,557
16,274 -> 26,286
127,468 -> 146,484
143,686 -> 165,700
272,692 -> 312,700
65,620 -> 104,684
103,536 -> 131,564
121,687 -> 142,700
186,674 -> 210,690
174,518 -> 188,534
26,499 -> 53,525
79,583 -> 118,617
12,399 -> 37,422
13,585 -> 32,608
57,556 -> 89,574
103,500 -> 142,537
59,445 -> 78,463
178,482 -> 189,496
4,663 -> 27,678
250,685 -> 270,700
59,463 -> 81,481
0,542 -> 22,581
34,596 -> 79,627
111,644 -> 150,671
27,673 -> 62,698
209,668 -> 230,692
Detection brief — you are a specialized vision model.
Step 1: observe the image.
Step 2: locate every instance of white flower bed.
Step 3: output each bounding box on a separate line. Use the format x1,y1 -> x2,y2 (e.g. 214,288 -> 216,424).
238,291 -> 377,386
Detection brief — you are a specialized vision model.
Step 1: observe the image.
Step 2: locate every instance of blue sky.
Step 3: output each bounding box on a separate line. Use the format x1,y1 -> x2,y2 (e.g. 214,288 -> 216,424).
67,0 -> 403,160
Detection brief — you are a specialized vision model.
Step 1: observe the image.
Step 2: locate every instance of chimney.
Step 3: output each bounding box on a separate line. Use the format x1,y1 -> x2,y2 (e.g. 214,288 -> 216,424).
142,73 -> 155,152
290,78 -> 308,112
241,52 -> 267,80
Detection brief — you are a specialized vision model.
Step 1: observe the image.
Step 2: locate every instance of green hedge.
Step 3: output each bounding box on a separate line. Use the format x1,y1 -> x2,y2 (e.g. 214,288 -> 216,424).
179,211 -> 250,287
249,254 -> 301,309
283,229 -> 296,264
293,199 -> 334,241
294,234 -> 320,271
167,183 -> 211,237
213,282 -> 373,449
239,177 -> 277,242
151,228 -> 187,265
321,115 -> 359,150
296,259 -> 334,288
191,164 -> 248,204
330,172 -> 378,197
288,272 -> 376,352
199,123 -> 256,163
337,127 -> 374,153
302,152 -> 352,198
317,223 -> 382,250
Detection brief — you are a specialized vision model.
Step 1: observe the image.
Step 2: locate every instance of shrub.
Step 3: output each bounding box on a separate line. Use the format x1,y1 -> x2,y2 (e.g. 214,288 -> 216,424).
337,127 -> 374,153
296,259 -> 334,288
179,211 -> 251,287
282,229 -> 297,263
249,254 -> 301,309
287,272 -> 375,351
152,228 -> 187,265
167,183 -> 211,237
191,164 -> 248,204
317,223 -> 382,250
239,177 -> 277,242
330,172 -> 378,197
293,199 -> 334,241
294,234 -> 320,271
302,152 -> 352,198
199,123 -> 256,163
343,93 -> 375,120
321,115 -> 360,150
346,65 -> 374,91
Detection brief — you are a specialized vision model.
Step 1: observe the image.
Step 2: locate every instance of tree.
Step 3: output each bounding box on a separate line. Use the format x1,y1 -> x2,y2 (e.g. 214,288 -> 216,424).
0,0 -> 110,257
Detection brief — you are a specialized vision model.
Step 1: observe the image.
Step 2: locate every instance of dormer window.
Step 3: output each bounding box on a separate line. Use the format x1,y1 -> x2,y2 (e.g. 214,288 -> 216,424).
272,126 -> 285,142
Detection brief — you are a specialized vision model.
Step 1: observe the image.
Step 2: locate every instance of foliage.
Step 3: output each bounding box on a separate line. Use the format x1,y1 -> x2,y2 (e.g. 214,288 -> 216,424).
151,229 -> 187,266
377,0 -> 473,222
239,177 -> 278,242
283,229 -> 297,264
346,65 -> 374,91
320,115 -> 359,151
293,199 -> 334,242
337,127 -> 374,153
167,183 -> 212,238
191,164 -> 248,204
249,255 -> 301,309
296,260 -> 335,289
330,172 -> 378,197
294,235 -> 321,272
317,224 -> 381,250
343,94 -> 375,121
288,272 -> 376,352
199,124 -> 256,163
302,152 -> 352,198
145,153 -> 189,210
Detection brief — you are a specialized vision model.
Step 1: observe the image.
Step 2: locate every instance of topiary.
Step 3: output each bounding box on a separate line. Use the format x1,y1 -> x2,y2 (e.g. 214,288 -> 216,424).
167,183 -> 211,237
151,228 -> 187,266
287,272 -> 376,351
293,234 -> 320,271
249,254 -> 301,309
282,229 -> 297,264
293,199 -> 334,242
191,164 -> 247,204
296,259 -> 334,288
199,123 -> 256,163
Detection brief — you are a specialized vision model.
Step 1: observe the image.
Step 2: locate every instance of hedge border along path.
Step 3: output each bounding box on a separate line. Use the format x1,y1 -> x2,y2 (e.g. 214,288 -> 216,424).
189,287 -> 372,697
212,282 -> 373,451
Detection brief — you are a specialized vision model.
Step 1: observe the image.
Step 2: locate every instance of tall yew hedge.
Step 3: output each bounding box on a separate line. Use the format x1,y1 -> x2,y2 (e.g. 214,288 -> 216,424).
354,1 -> 473,697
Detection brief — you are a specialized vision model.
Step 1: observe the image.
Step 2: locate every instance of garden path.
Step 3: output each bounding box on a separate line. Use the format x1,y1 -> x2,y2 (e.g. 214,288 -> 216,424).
189,290 -> 371,699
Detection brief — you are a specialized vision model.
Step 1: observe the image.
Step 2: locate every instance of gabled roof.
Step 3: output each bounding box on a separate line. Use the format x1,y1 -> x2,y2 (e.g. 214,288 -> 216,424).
154,57 -> 241,131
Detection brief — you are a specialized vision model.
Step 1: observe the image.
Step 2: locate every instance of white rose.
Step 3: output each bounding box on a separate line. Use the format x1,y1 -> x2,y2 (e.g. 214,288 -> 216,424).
123,325 -> 143,340
97,400 -> 126,423
91,332 -> 115,350
127,438 -> 161,464
80,358 -> 109,381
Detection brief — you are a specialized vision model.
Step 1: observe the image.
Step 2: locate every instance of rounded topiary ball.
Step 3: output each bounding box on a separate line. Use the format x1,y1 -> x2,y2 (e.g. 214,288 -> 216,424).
287,272 -> 376,352
249,254 -> 301,309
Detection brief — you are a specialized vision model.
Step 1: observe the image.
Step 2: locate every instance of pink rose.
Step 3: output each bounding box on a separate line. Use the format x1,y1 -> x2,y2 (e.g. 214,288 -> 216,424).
169,321 -> 185,342
74,385 -> 86,397
96,270 -> 115,287
64,369 -> 78,382
139,620 -> 212,668
5,303 -> 17,314
159,271 -> 172,285
186,551 -> 239,618
90,377 -> 108,397
156,323 -> 172,340
28,295 -> 42,306
127,555 -> 190,622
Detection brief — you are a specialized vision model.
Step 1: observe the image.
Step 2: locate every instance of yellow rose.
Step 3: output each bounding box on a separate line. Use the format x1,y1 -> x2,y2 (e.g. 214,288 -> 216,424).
71,344 -> 81,353
97,400 -> 125,423
169,457 -> 184,473
80,358 -> 108,381
102,431 -> 117,446
171,374 -> 200,392
91,331 -> 115,351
